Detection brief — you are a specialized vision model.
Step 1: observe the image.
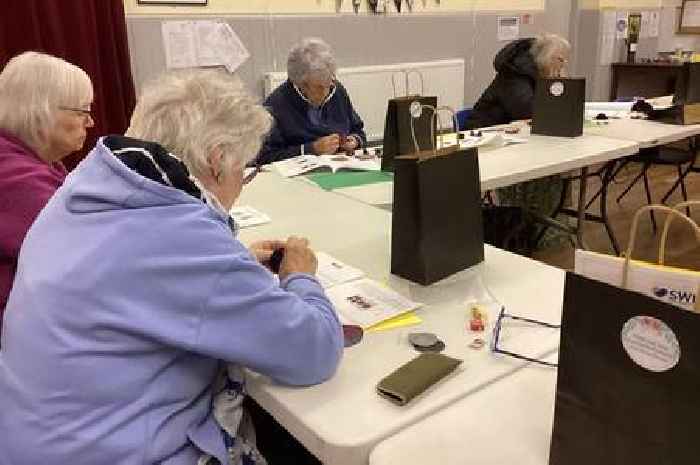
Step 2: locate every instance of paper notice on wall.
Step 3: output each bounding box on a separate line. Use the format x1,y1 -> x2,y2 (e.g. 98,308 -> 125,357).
615,11 -> 629,39
162,21 -> 198,69
600,11 -> 617,65
215,23 -> 251,73
648,10 -> 660,37
162,21 -> 249,73
640,11 -> 650,39
497,16 -> 520,42
193,21 -> 224,67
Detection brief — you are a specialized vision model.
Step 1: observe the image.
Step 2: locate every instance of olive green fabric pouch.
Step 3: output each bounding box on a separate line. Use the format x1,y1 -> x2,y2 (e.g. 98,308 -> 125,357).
376,353 -> 462,406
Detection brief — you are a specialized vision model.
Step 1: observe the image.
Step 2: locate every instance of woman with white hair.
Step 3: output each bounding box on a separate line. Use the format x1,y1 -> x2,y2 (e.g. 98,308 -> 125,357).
258,37 -> 366,164
0,51 -> 94,318
467,34 -> 572,253
466,33 -> 571,129
0,69 -> 343,464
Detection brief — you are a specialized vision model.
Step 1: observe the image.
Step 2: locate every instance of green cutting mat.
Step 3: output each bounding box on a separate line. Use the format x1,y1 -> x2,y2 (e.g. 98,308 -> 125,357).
307,171 -> 393,190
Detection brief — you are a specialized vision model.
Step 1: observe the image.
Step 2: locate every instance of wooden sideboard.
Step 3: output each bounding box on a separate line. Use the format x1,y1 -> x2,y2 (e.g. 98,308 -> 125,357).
610,62 -> 684,100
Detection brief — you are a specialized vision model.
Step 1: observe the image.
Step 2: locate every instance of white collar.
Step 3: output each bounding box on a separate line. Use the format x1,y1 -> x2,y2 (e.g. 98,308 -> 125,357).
293,81 -> 337,109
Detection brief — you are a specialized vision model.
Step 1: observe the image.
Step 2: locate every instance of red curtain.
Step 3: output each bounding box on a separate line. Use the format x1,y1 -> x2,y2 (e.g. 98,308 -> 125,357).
0,0 -> 136,169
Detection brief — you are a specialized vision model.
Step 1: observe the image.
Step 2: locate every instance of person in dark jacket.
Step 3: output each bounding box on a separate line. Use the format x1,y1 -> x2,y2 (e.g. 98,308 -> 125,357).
257,37 -> 366,165
467,34 -> 570,129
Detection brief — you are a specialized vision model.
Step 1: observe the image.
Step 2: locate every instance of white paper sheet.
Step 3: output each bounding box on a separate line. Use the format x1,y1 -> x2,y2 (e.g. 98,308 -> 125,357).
194,20 -> 224,67
162,21 -> 198,69
326,278 -> 422,329
161,20 -> 249,73
271,154 -> 380,177
640,11 -> 650,39
616,11 -> 629,39
585,101 -> 635,113
215,23 -> 250,73
315,252 -> 365,289
230,205 -> 270,228
649,10 -> 660,37
497,16 -> 520,42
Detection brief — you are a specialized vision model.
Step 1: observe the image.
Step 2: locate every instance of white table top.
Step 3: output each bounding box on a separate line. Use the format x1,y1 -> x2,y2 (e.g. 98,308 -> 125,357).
332,133 -> 639,206
584,118 -> 700,148
369,366 -> 557,465
237,172 -> 564,465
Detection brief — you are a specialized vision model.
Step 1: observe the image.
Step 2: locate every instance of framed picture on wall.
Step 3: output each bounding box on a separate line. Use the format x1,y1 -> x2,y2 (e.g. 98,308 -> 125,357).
137,0 -> 207,5
679,0 -> 700,34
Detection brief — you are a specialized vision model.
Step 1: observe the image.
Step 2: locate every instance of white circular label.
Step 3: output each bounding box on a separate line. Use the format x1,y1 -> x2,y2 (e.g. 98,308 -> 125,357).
409,101 -> 423,118
621,316 -> 680,373
550,81 -> 565,97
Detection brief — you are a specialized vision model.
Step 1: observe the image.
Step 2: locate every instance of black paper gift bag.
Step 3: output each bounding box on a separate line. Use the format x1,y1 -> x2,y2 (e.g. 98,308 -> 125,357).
549,272 -> 700,465
391,145 -> 484,285
382,95 -> 437,171
531,78 -> 585,137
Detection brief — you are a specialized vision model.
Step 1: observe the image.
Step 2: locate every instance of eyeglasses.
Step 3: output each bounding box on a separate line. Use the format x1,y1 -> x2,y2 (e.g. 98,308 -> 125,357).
491,306 -> 560,367
59,106 -> 93,122
243,164 -> 261,185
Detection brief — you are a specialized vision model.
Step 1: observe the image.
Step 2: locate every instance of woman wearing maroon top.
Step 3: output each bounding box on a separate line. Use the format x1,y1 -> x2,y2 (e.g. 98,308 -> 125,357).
0,52 -> 94,324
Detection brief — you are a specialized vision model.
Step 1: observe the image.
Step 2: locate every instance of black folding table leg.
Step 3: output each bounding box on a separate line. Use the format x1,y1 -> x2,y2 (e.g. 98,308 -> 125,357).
616,167 -> 645,204
641,165 -> 657,233
585,158 -> 628,210
575,167 -> 589,249
599,161 -> 620,255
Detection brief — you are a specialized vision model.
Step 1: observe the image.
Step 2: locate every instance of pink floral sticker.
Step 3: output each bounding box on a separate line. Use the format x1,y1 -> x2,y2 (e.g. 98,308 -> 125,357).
621,316 -> 680,373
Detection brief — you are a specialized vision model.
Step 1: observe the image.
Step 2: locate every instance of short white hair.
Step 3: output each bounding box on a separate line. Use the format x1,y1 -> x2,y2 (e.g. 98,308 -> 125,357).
126,69 -> 272,177
0,51 -> 93,155
287,37 -> 337,85
530,33 -> 571,74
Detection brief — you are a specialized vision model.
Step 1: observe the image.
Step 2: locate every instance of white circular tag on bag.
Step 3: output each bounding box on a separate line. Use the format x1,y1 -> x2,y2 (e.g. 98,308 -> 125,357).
409,101 -> 423,118
550,81 -> 565,97
621,316 -> 680,372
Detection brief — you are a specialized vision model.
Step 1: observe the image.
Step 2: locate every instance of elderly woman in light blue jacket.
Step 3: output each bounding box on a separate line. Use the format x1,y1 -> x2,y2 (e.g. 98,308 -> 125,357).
0,70 -> 343,465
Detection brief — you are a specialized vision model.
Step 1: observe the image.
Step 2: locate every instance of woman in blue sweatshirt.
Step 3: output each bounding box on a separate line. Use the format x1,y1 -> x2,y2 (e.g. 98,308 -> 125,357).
258,37 -> 367,164
0,69 -> 343,465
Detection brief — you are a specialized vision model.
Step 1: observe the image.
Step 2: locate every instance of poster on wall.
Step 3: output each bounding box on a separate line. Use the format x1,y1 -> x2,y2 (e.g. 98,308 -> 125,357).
641,10 -> 661,38
649,11 -> 660,37
640,11 -> 650,38
162,21 -> 249,73
497,16 -> 520,42
615,11 -> 629,39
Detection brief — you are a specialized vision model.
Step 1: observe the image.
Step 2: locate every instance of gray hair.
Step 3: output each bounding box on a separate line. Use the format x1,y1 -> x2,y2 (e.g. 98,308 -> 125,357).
126,69 -> 272,178
287,37 -> 337,85
0,51 -> 93,155
530,33 -> 571,76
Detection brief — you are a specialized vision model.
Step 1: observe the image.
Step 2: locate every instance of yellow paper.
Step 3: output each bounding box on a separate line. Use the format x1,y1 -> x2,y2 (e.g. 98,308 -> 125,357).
366,311 -> 422,332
